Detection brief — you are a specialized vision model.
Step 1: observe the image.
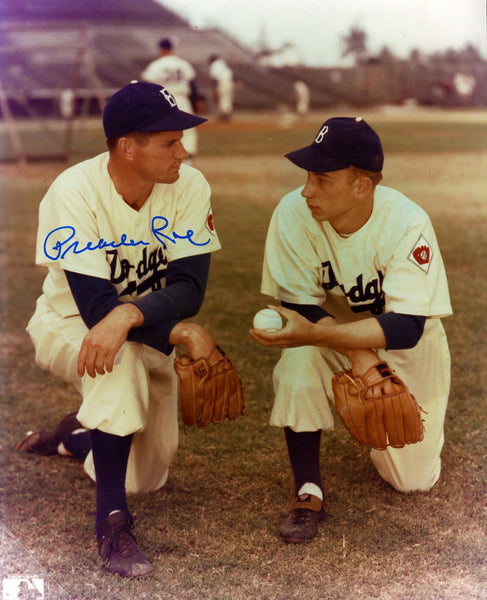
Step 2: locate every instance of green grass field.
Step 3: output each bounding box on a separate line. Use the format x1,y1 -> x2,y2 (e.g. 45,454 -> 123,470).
0,109 -> 486,599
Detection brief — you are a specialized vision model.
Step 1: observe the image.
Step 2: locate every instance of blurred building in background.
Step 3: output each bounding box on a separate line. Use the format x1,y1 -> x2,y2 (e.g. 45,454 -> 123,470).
0,0 -> 486,120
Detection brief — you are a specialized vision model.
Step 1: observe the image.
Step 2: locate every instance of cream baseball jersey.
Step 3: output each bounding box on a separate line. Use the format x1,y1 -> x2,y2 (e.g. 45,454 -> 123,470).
261,185 -> 452,322
37,154 -> 220,317
141,55 -> 195,103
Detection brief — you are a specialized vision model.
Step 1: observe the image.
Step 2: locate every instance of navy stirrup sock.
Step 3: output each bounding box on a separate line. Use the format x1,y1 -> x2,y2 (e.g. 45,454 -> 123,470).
62,429 -> 92,459
89,429 -> 134,537
284,427 -> 323,496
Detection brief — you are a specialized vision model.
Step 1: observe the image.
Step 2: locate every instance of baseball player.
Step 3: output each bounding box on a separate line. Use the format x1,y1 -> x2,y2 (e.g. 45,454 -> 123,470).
251,117 -> 452,544
294,80 -> 310,116
141,38 -> 203,160
208,55 -> 234,120
18,82 -> 221,577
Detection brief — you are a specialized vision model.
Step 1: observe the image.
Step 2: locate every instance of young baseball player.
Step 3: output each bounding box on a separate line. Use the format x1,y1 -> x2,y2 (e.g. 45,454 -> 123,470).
251,117 -> 451,544
18,82 -> 221,577
141,38 -> 203,160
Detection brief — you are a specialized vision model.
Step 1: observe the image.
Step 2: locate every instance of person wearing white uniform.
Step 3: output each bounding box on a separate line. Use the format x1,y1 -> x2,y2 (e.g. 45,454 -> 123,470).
208,55 -> 234,120
141,38 -> 202,158
294,80 -> 310,116
19,82 -> 221,577
251,117 -> 451,544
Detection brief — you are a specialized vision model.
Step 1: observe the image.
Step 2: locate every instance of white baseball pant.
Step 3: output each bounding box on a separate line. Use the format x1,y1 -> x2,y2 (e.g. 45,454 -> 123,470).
26,295 -> 179,495
270,322 -> 450,493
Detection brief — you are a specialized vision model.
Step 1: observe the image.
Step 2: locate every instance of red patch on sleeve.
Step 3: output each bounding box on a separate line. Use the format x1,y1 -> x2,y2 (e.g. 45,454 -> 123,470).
205,209 -> 216,236
408,236 -> 433,273
412,245 -> 430,265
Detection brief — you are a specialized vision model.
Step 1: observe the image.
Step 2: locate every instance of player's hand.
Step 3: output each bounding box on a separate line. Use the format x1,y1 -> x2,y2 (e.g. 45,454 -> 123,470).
250,305 -> 321,348
77,304 -> 144,378
345,348 -> 395,394
169,322 -> 216,360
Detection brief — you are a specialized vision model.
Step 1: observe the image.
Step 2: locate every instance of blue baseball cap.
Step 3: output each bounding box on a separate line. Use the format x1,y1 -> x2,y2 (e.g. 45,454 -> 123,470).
285,117 -> 384,172
103,81 -> 207,138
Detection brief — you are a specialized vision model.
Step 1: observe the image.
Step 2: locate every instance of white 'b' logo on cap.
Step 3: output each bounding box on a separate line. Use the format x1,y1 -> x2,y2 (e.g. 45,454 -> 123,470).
160,88 -> 177,107
314,125 -> 329,144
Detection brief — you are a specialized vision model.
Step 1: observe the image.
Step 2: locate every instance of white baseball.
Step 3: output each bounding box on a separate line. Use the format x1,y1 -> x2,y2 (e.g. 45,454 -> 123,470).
253,308 -> 283,332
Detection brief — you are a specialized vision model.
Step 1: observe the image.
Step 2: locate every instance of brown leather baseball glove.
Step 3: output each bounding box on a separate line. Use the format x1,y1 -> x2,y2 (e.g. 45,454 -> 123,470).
174,345 -> 245,428
332,361 -> 425,450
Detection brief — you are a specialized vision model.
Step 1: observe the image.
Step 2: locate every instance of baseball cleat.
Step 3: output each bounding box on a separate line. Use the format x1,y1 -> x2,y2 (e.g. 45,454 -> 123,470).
279,493 -> 325,544
15,412 -> 82,455
97,511 -> 154,578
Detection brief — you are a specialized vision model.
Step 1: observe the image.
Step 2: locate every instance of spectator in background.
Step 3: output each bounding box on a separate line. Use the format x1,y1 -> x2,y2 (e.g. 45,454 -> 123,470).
141,38 -> 204,161
208,55 -> 234,120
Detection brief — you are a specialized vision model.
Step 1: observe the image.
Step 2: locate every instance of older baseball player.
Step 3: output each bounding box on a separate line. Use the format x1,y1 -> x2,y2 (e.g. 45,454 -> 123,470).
251,117 -> 451,544
18,82 -> 221,577
141,38 -> 202,160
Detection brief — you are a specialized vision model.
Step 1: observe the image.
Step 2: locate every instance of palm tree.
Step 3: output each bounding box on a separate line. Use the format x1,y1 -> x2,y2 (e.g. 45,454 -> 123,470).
341,26 -> 368,65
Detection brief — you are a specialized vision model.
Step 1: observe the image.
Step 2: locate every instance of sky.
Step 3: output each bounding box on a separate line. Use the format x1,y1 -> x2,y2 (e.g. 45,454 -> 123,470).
157,0 -> 487,66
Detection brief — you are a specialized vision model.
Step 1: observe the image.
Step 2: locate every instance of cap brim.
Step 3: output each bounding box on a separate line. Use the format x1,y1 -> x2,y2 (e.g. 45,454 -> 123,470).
140,109 -> 207,132
285,146 -> 349,172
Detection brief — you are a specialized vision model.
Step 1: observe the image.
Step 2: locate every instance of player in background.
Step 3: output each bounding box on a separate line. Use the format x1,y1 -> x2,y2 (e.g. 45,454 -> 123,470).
208,55 -> 234,120
141,38 -> 204,162
17,82 -> 221,577
293,80 -> 310,116
251,117 -> 451,544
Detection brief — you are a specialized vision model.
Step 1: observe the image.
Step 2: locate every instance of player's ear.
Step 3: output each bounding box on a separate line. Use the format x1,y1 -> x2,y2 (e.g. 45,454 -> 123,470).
117,136 -> 136,160
355,175 -> 373,197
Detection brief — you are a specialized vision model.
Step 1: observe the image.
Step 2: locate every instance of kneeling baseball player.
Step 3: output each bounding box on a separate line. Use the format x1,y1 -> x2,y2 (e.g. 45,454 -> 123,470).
17,82 -> 244,577
251,117 -> 452,544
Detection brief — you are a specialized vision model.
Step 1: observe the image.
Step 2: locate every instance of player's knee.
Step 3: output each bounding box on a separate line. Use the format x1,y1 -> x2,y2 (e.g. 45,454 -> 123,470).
371,449 -> 441,493
390,473 -> 439,494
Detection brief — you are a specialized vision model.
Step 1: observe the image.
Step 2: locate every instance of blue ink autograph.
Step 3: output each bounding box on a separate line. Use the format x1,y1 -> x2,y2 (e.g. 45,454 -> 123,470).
43,216 -> 211,260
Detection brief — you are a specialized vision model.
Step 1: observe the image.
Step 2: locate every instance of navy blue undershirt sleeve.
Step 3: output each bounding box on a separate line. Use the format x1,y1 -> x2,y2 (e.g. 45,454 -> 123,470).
281,301 -> 334,323
375,312 -> 426,350
131,253 -> 210,327
64,253 -> 210,355
64,270 -> 122,329
126,319 -> 179,355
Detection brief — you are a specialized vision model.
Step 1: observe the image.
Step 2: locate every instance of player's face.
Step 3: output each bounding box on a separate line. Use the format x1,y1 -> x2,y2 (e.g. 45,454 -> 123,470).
301,169 -> 367,233
130,131 -> 189,184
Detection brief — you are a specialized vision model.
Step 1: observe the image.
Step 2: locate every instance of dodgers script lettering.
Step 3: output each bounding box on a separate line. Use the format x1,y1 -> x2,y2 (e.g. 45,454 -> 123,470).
321,260 -> 385,315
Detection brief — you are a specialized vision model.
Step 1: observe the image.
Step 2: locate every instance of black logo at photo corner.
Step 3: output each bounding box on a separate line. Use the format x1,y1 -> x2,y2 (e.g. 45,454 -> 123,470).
321,261 -> 385,315
107,247 -> 168,297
